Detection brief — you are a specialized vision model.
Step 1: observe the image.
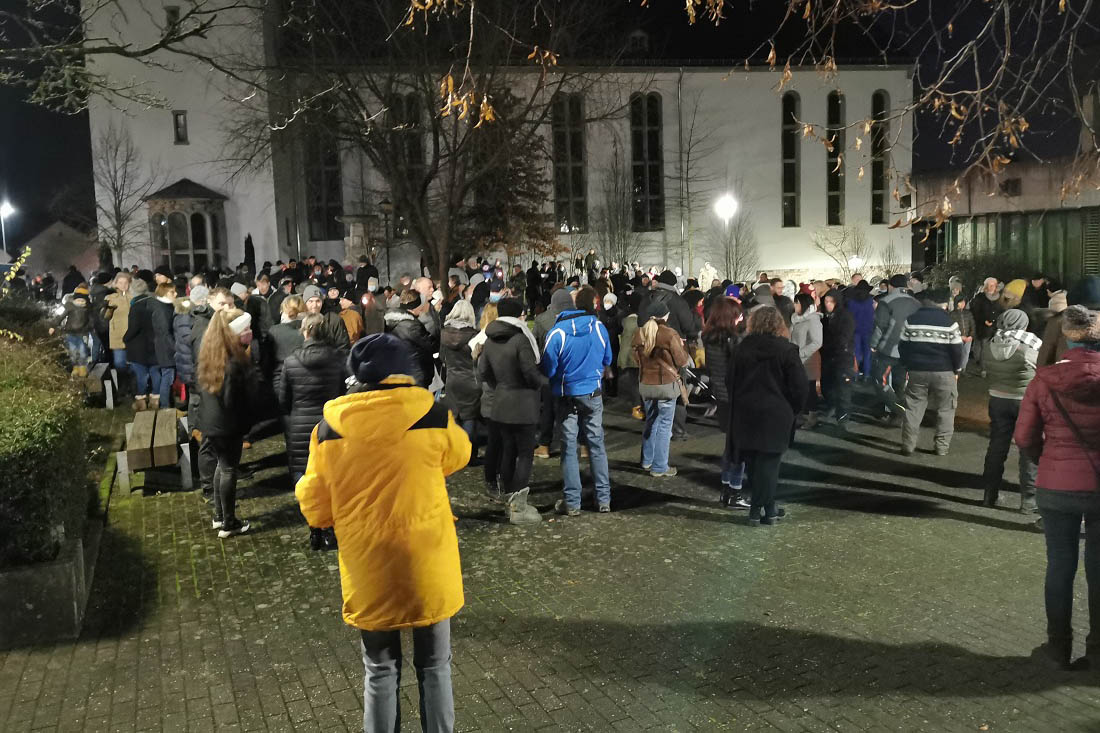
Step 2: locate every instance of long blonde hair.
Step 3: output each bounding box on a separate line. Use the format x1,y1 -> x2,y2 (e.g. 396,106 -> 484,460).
479,303 -> 499,330
639,317 -> 663,357
197,308 -> 249,395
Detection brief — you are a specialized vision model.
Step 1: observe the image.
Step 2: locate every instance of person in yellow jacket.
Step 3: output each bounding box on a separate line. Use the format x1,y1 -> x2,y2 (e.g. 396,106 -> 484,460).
296,332 -> 470,733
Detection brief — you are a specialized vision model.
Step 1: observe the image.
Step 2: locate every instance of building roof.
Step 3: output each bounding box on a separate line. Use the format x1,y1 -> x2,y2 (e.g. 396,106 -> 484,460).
144,178 -> 228,201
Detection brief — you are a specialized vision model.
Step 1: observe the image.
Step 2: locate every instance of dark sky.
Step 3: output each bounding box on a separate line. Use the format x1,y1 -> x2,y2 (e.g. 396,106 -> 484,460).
0,0 -> 1090,246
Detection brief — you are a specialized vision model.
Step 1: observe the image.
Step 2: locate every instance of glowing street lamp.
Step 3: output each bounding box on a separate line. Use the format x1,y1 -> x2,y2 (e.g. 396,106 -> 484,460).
0,201 -> 14,256
713,194 -> 739,224
848,255 -> 864,271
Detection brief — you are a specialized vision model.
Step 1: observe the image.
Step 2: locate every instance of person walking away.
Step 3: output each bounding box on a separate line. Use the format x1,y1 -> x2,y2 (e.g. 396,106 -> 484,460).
846,280 -> 875,379
296,333 -> 470,731
981,308 -> 1041,511
103,273 -> 134,393
174,285 -> 208,412
600,293 -> 623,397
51,285 -> 93,377
267,295 -> 306,386
541,286 -> 613,514
532,287 -> 575,458
197,309 -> 258,537
633,301 -> 691,478
339,288 -> 365,344
278,313 -> 346,550
820,289 -> 855,431
1039,276 -> 1100,367
869,274 -> 921,425
971,277 -> 1005,377
725,307 -> 807,525
478,297 -> 546,523
149,282 -> 178,409
122,279 -> 157,411
360,289 -> 385,335
383,290 -> 435,387
618,294 -> 643,420
440,300 -> 482,460
897,289 -> 964,456
1014,305 -> 1100,671
950,294 -> 976,374
789,292 -> 823,428
702,297 -> 747,507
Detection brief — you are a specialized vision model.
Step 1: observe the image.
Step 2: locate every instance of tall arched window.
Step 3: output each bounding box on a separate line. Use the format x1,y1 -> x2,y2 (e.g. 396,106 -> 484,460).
826,91 -> 845,226
167,212 -> 190,273
871,90 -> 890,225
551,92 -> 587,233
630,92 -> 664,231
781,92 -> 800,227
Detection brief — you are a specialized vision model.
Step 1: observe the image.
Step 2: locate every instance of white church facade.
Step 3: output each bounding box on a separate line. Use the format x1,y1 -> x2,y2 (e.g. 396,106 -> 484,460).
87,4 -> 914,282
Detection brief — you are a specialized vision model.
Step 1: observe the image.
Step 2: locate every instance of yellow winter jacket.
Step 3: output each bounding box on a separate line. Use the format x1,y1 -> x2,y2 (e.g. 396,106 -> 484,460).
295,377 -> 471,631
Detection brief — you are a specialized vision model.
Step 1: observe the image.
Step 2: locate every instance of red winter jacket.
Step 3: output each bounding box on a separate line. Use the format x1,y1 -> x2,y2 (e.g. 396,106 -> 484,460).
1014,348 -> 1100,492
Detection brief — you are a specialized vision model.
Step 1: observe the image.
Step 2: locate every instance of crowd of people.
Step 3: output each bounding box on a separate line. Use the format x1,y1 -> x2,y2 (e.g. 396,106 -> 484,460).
15,251 -> 1100,726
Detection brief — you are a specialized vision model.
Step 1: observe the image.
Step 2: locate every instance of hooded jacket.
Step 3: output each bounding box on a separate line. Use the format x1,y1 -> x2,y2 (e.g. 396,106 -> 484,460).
789,306 -> 823,364
173,302 -> 196,385
639,282 -> 698,339
478,319 -> 548,424
725,333 -> 808,453
618,313 -> 639,370
198,359 -> 259,438
295,380 -> 470,631
1014,348 -> 1100,492
541,309 -> 613,396
845,285 -> 875,338
440,324 -> 480,421
870,288 -> 921,358
971,290 -> 1006,340
820,294 -> 855,367
104,290 -> 131,350
986,309 -> 1041,399
898,305 -> 964,373
384,310 -> 434,387
534,288 -> 574,349
59,297 -> 91,334
277,341 -> 347,478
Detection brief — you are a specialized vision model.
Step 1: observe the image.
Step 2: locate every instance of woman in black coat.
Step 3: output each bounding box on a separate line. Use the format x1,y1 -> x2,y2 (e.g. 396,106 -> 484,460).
702,296 -> 744,506
478,298 -> 548,512
820,289 -> 856,430
439,300 -> 481,440
726,306 -> 808,525
277,313 -> 346,549
124,281 -> 176,410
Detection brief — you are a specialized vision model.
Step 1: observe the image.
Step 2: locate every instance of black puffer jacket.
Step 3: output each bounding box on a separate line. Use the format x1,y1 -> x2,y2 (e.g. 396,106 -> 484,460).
820,290 -> 855,368
478,320 -> 547,424
173,308 -> 196,385
123,294 -> 176,367
726,333 -> 808,454
189,305 -> 214,371
277,341 -> 347,477
384,310 -> 434,387
199,359 -> 259,438
440,325 -> 480,421
703,330 -> 739,404
639,283 -> 698,339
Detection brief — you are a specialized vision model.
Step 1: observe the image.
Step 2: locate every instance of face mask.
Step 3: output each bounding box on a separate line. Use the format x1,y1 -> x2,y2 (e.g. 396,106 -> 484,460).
489,292 -> 503,303
239,330 -> 253,346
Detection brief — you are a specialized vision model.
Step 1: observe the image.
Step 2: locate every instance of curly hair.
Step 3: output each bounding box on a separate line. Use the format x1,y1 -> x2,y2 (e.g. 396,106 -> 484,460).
746,305 -> 789,339
197,308 -> 249,395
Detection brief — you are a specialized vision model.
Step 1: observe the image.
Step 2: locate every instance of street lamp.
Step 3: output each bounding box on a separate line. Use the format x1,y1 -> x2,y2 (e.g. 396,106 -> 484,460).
378,198 -> 394,285
0,201 -> 14,256
848,255 -> 864,271
714,194 -> 739,280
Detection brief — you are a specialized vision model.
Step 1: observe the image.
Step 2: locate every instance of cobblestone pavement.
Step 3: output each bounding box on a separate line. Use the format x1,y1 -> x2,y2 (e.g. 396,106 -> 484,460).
4,378 -> 1100,732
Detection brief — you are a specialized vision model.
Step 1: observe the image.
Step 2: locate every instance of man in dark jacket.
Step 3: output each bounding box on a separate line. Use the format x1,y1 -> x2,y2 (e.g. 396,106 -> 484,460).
897,289 -> 964,456
61,265 -> 83,296
770,278 -> 795,326
525,262 -> 542,312
639,271 -> 698,340
820,289 -> 855,430
970,277 -> 1005,376
870,274 -> 921,424
383,290 -> 435,388
532,287 -> 576,457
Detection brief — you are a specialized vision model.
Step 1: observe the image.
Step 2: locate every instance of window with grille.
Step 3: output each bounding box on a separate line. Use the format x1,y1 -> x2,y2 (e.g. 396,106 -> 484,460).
552,93 -> 587,233
871,91 -> 889,224
305,127 -> 343,241
781,92 -> 800,227
630,92 -> 664,231
826,91 -> 845,226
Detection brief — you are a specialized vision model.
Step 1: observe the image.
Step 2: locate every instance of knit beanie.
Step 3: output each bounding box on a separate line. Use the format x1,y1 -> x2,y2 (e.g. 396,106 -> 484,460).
347,333 -> 414,384
73,285 -> 89,296
888,274 -> 908,289
302,285 -> 323,302
997,308 -> 1029,332
154,264 -> 173,279
497,297 -> 523,318
1048,290 -> 1068,314
657,270 -> 678,286
189,285 -> 210,305
230,282 -> 248,299
644,300 -> 670,322
228,312 -> 252,335
1062,305 -> 1100,344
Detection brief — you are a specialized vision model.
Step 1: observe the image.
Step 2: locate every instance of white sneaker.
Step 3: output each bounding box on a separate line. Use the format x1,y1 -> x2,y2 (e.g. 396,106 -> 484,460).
218,521 -> 250,538
212,519 -> 224,530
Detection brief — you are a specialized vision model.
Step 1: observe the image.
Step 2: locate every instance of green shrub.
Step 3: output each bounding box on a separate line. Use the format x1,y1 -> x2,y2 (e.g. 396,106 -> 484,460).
925,254 -> 1034,294
0,341 -> 92,568
0,297 -> 56,343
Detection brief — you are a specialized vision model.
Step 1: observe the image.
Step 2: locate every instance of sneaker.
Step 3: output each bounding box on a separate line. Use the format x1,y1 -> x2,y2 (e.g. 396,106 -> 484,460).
309,527 -> 324,551
485,482 -> 503,503
835,413 -> 850,432
761,507 -> 787,525
900,447 -> 914,457
935,447 -> 949,456
631,406 -> 645,420
650,467 -> 678,478
641,464 -> 652,472
533,445 -> 551,459
598,504 -> 611,513
554,499 -> 581,517
671,432 -> 690,442
322,527 -> 338,551
732,494 -> 751,510
212,519 -> 224,530
218,521 -> 251,539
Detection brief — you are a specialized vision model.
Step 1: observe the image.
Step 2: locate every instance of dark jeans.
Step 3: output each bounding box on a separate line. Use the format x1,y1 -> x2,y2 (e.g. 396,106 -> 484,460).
198,435 -> 217,496
982,396 -> 1038,510
537,384 -> 556,446
495,422 -> 537,493
484,420 -> 503,487
871,353 -> 907,416
619,367 -> 640,409
743,450 -> 783,518
803,379 -> 818,413
821,362 -> 852,418
207,436 -> 243,527
673,401 -> 687,437
1038,494 -> 1100,647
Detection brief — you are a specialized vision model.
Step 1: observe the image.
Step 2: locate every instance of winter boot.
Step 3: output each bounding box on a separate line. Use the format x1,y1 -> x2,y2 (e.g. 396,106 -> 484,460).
1031,637 -> 1073,671
70,366 -> 81,379
322,527 -> 338,551
982,486 -> 999,508
309,527 -> 325,551
485,481 -> 503,504
505,488 -> 542,525
133,395 -> 148,412
149,394 -> 161,411
802,411 -> 819,429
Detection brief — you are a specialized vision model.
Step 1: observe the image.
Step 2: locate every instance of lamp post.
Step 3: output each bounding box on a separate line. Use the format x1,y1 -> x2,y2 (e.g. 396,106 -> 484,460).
713,194 -> 739,279
379,198 -> 394,285
0,201 -> 14,257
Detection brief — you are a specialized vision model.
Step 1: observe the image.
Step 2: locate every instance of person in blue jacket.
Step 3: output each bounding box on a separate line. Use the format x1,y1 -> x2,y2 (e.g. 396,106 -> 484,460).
846,280 -> 876,379
541,285 -> 614,515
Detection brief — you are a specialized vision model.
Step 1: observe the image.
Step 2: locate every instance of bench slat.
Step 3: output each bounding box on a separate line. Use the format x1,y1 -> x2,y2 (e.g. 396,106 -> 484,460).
85,363 -> 108,394
126,411 -> 156,471
152,409 -> 179,468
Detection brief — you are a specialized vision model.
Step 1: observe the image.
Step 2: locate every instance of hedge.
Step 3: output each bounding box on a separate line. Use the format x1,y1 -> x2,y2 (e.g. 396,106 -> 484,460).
0,340 -> 92,568
924,254 -> 1035,294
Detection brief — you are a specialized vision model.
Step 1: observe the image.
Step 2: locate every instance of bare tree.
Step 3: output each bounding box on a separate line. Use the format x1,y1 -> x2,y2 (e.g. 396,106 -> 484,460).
874,241 -> 912,281
811,225 -> 875,282
710,208 -> 759,284
90,123 -> 160,265
669,91 -> 721,276
591,137 -> 647,269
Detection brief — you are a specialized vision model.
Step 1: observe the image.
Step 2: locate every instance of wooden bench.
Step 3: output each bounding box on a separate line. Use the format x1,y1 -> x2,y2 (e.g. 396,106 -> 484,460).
84,362 -> 119,408
116,409 -> 192,491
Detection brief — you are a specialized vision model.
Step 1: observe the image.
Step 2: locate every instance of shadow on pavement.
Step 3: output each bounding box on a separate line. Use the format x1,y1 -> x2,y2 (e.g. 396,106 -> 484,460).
79,526 -> 155,641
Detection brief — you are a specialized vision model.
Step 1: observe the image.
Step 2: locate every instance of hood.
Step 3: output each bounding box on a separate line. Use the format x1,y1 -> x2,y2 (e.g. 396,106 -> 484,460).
191,304 -> 214,319
322,380 -> 434,440
549,288 -> 574,316
441,325 -> 476,349
1049,290 -> 1068,313
297,340 -> 341,368
989,327 -> 1041,362
384,310 -> 415,324
738,332 -> 795,363
554,309 -> 599,333
823,288 -> 845,308
996,308 -> 1029,332
847,284 -> 872,302
486,319 -> 520,342
1039,348 -> 1100,402
791,308 -> 821,325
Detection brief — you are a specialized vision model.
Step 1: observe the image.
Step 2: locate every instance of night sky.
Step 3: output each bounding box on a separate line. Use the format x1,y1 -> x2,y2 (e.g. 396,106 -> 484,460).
0,1 -> 1088,249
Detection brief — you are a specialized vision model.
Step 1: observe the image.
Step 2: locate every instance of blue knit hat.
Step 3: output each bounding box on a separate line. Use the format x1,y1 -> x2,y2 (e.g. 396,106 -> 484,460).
347,333 -> 415,385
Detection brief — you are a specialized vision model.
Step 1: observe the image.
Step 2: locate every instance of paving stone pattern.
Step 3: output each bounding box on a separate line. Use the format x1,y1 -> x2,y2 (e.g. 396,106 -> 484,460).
3,380 -> 1100,731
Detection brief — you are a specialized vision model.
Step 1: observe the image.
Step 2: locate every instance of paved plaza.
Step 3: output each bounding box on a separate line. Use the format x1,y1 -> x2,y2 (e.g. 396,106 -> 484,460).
3,381 -> 1100,732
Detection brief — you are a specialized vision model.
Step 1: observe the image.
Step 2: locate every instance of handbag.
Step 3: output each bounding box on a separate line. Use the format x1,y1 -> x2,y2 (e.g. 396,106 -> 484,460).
1049,389 -> 1100,483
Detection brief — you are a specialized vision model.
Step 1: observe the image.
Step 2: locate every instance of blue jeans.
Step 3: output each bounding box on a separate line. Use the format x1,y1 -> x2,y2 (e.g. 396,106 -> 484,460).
131,362 -> 152,396
361,620 -> 454,733
557,394 -> 611,509
151,366 -> 175,406
64,334 -> 90,368
111,348 -> 128,373
642,397 -> 676,472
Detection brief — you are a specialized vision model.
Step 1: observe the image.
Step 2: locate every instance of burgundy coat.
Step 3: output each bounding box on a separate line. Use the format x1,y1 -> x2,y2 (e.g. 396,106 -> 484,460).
1014,348 -> 1100,492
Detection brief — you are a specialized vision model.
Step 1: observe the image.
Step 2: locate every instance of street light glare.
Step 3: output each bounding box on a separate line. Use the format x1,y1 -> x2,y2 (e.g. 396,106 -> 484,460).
0,202 -> 14,220
848,255 -> 865,270
713,194 -> 739,223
